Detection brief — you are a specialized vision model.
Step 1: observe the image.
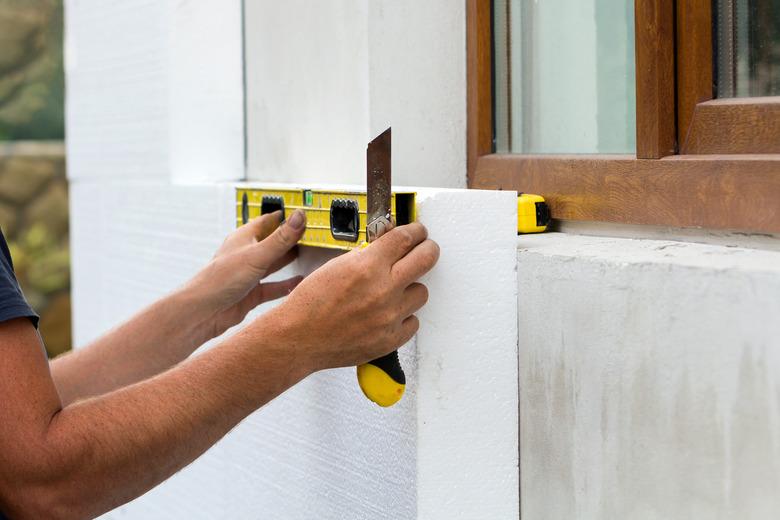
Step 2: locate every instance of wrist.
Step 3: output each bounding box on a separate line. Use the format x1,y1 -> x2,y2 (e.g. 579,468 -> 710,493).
243,305 -> 316,383
163,286 -> 219,346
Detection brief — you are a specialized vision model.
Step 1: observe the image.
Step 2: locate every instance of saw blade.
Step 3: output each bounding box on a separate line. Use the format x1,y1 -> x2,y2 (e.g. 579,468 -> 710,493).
366,127 -> 393,242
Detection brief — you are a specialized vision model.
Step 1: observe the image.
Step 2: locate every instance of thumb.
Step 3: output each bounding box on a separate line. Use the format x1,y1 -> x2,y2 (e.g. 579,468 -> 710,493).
245,209 -> 306,273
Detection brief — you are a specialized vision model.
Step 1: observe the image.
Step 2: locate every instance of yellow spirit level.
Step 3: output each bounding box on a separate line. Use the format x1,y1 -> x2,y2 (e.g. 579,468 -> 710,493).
235,187 -> 416,250
517,193 -> 551,233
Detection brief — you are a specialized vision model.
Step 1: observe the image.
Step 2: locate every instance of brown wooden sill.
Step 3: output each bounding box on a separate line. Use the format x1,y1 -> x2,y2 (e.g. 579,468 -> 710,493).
471,154 -> 780,233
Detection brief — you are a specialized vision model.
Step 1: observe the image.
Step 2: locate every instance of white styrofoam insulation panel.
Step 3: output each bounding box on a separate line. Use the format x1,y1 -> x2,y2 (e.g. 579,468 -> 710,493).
64,0 -> 244,182
71,181 -> 518,519
244,0 -> 467,189
518,233 -> 780,519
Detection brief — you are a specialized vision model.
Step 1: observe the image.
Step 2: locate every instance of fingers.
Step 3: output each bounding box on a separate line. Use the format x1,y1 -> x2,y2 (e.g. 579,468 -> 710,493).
401,283 -> 428,318
391,239 -> 440,286
236,211 -> 283,243
397,315 -> 420,346
244,276 -> 304,309
258,276 -> 304,303
244,210 -> 307,274
369,223 -> 428,264
265,247 -> 298,277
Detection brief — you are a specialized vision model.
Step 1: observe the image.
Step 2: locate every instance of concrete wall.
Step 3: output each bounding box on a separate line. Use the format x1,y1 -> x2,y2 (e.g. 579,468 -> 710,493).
518,233 -> 780,518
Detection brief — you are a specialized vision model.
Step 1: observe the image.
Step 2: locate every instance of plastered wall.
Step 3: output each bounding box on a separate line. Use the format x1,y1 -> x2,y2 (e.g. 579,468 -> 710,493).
518,233 -> 780,518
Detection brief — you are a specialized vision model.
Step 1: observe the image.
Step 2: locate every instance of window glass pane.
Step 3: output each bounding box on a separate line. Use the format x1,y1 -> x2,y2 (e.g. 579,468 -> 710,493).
715,0 -> 780,98
494,0 -> 636,154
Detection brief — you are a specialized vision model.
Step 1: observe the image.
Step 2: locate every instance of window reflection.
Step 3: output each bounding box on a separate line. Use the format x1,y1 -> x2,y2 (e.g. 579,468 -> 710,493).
715,0 -> 780,97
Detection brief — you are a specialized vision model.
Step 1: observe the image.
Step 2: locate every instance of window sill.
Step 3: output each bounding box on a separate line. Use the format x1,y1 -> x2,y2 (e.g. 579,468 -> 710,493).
471,153 -> 780,233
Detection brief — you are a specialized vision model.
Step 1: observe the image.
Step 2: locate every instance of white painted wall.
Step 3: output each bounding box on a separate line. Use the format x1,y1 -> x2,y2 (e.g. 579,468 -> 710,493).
245,0 -> 467,188
244,0 -> 370,186
367,0 -> 467,189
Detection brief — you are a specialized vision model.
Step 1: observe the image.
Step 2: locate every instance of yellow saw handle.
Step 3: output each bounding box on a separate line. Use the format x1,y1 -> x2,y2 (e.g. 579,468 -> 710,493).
357,351 -> 406,407
356,241 -> 406,407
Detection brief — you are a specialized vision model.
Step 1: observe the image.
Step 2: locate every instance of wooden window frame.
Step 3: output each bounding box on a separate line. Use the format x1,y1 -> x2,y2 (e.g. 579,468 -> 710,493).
467,0 -> 780,233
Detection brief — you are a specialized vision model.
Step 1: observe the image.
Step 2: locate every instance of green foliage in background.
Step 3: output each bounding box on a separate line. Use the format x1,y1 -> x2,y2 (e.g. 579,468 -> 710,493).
0,0 -> 64,141
0,149 -> 70,357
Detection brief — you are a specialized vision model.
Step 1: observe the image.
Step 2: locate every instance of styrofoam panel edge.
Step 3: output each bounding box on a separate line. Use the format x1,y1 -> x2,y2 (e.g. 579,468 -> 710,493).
414,188 -> 519,519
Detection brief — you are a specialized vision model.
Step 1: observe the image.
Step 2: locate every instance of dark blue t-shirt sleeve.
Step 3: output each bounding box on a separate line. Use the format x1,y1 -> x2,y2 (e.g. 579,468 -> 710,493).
0,231 -> 36,519
0,229 -> 39,328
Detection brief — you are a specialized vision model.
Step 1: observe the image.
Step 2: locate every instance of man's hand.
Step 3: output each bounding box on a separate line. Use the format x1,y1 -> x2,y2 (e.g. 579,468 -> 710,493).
185,210 -> 308,339
258,222 -> 439,374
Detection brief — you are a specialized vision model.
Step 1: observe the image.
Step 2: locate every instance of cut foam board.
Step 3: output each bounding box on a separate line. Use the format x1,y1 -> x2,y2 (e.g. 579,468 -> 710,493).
70,182 -> 518,519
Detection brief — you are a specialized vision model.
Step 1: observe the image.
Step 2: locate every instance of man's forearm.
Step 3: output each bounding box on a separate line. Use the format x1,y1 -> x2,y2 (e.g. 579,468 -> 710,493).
50,288 -> 215,405
4,312 -> 307,520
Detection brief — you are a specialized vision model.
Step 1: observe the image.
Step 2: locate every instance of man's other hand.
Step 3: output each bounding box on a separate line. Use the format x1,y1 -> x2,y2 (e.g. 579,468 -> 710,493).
185,210 -> 307,339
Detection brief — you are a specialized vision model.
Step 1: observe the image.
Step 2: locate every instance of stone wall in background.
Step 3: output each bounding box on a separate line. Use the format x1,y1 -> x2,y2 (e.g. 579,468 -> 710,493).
0,140 -> 69,356
0,0 -> 65,141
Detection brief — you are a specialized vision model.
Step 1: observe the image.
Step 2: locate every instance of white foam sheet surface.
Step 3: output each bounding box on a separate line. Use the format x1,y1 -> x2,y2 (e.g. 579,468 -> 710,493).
65,0 -> 244,183
69,181 -> 235,346
71,182 -> 518,519
65,0 -> 171,181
